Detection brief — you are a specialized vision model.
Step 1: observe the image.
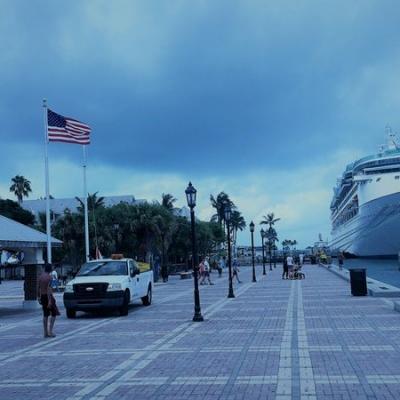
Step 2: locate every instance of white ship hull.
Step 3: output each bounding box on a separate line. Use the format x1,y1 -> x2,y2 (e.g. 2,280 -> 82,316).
330,131 -> 400,257
331,191 -> 400,257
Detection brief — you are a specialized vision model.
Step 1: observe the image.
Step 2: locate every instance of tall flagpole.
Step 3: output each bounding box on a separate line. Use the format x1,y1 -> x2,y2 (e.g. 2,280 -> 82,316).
43,99 -> 52,264
83,145 -> 90,262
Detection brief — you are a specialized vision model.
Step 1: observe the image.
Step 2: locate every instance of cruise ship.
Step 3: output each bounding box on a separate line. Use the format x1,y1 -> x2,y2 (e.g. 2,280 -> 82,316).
330,127 -> 400,258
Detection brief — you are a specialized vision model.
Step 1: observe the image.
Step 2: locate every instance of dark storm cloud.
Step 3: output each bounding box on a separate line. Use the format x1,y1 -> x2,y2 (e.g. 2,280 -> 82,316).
1,0 -> 400,177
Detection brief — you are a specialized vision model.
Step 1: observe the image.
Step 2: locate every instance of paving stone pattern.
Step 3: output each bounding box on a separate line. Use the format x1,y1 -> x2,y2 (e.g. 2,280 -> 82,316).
1,265 -> 400,399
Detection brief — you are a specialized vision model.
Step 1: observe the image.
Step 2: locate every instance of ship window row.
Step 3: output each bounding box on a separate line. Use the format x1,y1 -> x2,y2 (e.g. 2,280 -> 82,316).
354,157 -> 400,173
365,167 -> 400,175
359,175 -> 400,184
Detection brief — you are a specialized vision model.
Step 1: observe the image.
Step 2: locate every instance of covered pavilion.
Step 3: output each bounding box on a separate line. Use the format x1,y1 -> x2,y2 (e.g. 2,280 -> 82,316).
0,215 -> 62,308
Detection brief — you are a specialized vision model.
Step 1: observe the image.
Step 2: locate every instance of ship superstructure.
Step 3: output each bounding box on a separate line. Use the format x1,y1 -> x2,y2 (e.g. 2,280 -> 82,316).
330,127 -> 400,257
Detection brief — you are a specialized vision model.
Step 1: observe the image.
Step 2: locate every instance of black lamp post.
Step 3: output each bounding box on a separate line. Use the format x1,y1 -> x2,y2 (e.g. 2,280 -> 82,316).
185,182 -> 204,322
250,221 -> 256,282
261,228 -> 266,275
269,241 -> 273,271
225,204 -> 235,298
268,230 -> 273,271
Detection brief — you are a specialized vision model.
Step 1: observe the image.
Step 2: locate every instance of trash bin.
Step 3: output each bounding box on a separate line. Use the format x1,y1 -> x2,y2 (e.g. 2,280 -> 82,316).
349,268 -> 367,296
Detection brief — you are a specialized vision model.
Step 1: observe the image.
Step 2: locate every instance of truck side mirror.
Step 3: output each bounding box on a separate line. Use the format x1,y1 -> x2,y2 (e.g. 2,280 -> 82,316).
130,267 -> 134,278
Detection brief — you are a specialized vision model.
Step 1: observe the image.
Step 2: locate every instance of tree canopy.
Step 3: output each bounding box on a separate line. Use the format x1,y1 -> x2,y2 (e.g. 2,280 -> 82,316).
52,199 -> 225,268
0,199 -> 35,226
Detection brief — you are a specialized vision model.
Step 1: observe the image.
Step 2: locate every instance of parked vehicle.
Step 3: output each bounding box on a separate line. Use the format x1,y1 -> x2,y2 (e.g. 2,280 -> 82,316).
63,256 -> 153,318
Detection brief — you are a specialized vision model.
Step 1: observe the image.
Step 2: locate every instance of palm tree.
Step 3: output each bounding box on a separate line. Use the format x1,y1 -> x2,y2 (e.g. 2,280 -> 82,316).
161,193 -> 177,211
260,213 -> 280,268
260,212 -> 280,230
230,210 -> 246,256
53,209 -> 85,267
9,175 -> 32,204
75,192 -> 105,212
266,227 -> 279,269
282,239 -> 297,252
282,239 -> 290,252
210,192 -> 234,227
130,203 -> 170,262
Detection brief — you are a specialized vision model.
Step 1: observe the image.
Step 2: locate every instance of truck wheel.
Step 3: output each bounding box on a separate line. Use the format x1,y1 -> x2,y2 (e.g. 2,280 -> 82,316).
142,285 -> 152,306
66,308 -> 76,319
119,290 -> 130,316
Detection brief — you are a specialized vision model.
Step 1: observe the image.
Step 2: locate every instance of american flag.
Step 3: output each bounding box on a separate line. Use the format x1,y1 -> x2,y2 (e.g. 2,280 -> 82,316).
47,109 -> 91,145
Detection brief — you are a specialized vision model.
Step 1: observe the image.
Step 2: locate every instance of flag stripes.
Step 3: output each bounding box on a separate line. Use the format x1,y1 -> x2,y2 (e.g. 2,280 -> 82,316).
47,109 -> 91,145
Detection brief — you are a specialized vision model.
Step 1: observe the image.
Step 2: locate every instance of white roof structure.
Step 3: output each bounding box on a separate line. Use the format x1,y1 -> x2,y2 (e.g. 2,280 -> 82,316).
0,215 -> 62,248
173,206 -> 190,219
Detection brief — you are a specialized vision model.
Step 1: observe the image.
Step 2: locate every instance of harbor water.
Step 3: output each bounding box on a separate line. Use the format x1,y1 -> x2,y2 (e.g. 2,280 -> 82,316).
337,258 -> 400,289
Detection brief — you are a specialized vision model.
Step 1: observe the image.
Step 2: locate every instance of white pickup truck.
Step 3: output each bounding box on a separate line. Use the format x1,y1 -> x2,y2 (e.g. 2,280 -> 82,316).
63,257 -> 153,318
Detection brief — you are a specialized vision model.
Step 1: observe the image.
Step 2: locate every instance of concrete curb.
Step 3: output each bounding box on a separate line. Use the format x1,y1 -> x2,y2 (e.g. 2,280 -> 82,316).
321,263 -> 400,297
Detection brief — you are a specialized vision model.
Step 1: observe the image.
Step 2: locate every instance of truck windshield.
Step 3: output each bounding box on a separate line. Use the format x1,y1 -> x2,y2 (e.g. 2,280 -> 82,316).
77,261 -> 128,276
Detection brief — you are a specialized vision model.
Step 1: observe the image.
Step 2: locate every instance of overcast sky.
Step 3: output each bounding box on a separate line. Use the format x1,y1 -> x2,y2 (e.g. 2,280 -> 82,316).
1,0 -> 400,247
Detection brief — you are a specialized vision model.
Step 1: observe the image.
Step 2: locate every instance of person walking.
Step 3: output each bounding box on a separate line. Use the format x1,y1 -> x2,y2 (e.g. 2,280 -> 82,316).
38,263 -> 60,338
232,259 -> 241,283
200,257 -> 214,285
218,256 -> 226,277
338,252 -> 345,270
199,259 -> 205,283
161,263 -> 168,283
282,254 -> 289,279
50,266 -> 59,292
286,254 -> 294,279
204,257 -> 211,273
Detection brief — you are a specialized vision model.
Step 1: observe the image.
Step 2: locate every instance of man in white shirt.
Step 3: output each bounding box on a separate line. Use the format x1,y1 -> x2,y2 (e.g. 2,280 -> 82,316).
286,255 -> 294,279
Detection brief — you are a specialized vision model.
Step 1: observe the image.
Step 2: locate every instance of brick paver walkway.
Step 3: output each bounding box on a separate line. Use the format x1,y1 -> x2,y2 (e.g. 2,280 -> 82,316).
1,265 -> 400,399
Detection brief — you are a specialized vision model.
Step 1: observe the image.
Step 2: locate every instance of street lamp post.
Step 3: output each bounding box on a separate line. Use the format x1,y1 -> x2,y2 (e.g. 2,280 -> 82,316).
225,204 -> 235,298
269,243 -> 273,271
273,244 -> 277,269
185,182 -> 204,322
268,234 -> 273,271
250,221 -> 256,282
261,228 -> 266,275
